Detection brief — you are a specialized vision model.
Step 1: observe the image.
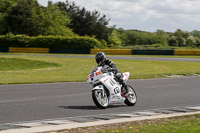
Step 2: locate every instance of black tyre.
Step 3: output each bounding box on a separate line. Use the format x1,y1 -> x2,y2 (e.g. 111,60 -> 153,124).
92,89 -> 109,109
124,85 -> 137,106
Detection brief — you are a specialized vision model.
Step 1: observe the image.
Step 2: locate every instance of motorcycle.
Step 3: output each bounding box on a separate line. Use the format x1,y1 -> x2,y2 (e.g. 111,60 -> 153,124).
87,66 -> 137,109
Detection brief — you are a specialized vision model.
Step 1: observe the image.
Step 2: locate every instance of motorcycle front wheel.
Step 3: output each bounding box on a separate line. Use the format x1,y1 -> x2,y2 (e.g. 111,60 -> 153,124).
92,89 -> 109,109
124,85 -> 137,106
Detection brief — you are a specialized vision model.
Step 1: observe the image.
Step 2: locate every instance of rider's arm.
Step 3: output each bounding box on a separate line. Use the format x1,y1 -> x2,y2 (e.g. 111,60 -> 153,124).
105,59 -> 120,74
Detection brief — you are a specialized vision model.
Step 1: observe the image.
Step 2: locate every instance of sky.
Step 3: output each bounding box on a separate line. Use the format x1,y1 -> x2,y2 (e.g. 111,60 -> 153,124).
38,0 -> 200,32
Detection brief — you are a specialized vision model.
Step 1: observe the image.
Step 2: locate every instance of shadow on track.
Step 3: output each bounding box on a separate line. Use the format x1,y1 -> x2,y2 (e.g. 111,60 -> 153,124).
59,105 -> 127,110
59,105 -> 98,110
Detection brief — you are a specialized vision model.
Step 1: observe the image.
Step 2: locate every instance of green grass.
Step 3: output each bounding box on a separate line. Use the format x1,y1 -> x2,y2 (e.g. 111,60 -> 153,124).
113,55 -> 200,59
95,114 -> 200,133
0,57 -> 60,71
1,52 -> 200,58
0,54 -> 200,84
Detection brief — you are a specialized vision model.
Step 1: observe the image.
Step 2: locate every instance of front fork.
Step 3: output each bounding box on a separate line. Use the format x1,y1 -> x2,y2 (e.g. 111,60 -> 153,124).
92,85 -> 106,98
101,89 -> 105,97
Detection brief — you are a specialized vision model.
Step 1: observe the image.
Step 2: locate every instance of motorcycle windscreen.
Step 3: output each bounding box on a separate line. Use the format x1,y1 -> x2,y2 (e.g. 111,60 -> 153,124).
122,72 -> 130,81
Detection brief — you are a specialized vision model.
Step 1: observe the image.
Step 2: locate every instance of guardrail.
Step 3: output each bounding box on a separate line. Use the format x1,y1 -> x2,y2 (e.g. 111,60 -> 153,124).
49,48 -> 90,54
91,49 -> 132,55
0,47 -> 200,55
174,50 -> 200,55
9,47 -> 49,53
0,47 -> 9,52
132,50 -> 174,55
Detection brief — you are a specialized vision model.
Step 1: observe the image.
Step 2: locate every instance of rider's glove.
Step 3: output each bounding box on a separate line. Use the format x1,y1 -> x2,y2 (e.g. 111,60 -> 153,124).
108,68 -> 117,74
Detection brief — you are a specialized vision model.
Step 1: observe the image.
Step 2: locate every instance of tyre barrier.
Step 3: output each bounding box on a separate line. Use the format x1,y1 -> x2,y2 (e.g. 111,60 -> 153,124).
0,47 -> 200,55
132,49 -> 174,55
49,48 -> 90,54
174,50 -> 200,55
9,47 -> 49,53
91,49 -> 132,55
0,47 -> 9,52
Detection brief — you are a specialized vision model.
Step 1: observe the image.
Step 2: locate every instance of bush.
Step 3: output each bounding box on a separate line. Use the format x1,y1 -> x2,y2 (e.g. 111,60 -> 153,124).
0,34 -> 102,49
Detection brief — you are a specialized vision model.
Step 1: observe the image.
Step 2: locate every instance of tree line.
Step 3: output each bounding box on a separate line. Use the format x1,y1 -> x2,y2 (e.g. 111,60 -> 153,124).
0,0 -> 200,49
115,29 -> 200,49
0,0 -> 113,40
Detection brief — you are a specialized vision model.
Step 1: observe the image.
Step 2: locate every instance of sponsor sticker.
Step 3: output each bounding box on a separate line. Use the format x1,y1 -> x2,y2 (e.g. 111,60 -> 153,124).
104,77 -> 110,82
95,71 -> 102,76
90,73 -> 94,78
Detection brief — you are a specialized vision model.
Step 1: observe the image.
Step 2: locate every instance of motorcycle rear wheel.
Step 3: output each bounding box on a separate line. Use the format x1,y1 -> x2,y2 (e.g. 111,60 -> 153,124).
124,85 -> 137,106
92,89 -> 109,109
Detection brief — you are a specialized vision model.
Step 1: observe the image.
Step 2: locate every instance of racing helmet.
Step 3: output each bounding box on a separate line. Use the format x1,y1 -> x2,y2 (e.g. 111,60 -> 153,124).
95,52 -> 106,65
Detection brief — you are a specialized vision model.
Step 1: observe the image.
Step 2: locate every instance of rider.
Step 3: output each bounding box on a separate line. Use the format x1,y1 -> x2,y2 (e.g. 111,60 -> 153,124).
95,52 -> 129,96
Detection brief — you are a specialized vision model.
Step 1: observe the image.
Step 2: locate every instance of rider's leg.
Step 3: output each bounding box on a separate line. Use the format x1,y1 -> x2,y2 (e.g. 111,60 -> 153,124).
115,73 -> 128,95
121,79 -> 128,95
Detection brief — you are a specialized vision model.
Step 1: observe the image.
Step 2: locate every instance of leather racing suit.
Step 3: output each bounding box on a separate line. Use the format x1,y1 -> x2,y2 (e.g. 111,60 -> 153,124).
98,59 -> 128,94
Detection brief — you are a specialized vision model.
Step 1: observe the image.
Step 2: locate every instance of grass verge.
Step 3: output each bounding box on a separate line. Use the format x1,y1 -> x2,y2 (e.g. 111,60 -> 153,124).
0,57 -> 59,71
0,54 -> 200,84
95,114 -> 200,133
1,52 -> 200,58
54,114 -> 200,133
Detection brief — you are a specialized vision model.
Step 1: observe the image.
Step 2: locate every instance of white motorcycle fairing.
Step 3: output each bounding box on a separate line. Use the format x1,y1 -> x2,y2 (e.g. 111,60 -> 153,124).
87,66 -> 130,104
91,85 -> 104,91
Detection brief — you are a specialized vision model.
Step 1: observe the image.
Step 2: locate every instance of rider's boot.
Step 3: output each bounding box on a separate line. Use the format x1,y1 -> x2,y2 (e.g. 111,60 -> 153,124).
121,80 -> 129,96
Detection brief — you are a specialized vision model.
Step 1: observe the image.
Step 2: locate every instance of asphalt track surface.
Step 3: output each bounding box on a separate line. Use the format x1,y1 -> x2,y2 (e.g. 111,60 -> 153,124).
0,77 -> 200,124
0,54 -> 200,125
1,53 -> 200,62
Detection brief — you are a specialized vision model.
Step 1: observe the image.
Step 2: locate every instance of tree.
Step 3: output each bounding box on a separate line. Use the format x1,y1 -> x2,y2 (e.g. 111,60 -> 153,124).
4,0 -> 38,35
173,29 -> 189,47
56,0 -> 112,41
0,0 -> 16,13
168,35 -> 178,46
108,30 -> 122,48
0,12 -> 7,34
31,1 -> 73,36
191,30 -> 200,38
155,30 -> 168,45
0,0 -> 16,34
4,0 -> 73,36
186,35 -> 196,47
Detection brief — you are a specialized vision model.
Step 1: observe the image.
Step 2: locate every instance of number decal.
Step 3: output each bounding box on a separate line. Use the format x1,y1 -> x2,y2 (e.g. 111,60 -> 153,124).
90,73 -> 94,78
114,87 -> 120,94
